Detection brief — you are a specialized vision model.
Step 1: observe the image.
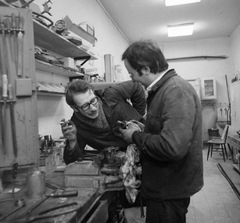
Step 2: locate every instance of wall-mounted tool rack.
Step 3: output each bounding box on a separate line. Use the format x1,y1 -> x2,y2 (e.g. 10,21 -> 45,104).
0,7 -> 39,169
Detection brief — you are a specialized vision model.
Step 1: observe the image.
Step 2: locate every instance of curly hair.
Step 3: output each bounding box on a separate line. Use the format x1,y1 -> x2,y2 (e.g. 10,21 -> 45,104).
65,80 -> 94,106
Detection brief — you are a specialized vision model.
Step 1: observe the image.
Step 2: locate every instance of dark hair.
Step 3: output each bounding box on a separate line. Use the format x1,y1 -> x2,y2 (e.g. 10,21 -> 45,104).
65,80 -> 94,106
122,39 -> 168,74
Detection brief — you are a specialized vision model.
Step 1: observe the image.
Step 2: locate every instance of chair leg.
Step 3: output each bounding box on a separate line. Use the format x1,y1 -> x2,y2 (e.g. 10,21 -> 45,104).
211,144 -> 213,157
221,145 -> 225,162
224,144 -> 228,159
227,143 -> 233,160
207,143 -> 211,160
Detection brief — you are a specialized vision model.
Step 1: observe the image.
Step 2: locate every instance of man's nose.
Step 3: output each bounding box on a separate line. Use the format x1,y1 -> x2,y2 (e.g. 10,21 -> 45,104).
89,103 -> 97,110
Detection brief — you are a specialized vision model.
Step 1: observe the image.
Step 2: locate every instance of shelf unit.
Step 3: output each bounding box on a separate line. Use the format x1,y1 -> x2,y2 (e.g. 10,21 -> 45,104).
35,60 -> 84,77
201,78 -> 217,100
0,0 -> 98,62
37,91 -> 64,96
0,2 -> 99,169
33,20 -> 98,60
187,78 -> 201,100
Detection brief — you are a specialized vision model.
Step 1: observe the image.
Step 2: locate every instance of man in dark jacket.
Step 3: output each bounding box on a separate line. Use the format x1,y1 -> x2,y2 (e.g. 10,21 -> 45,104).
120,39 -> 204,223
62,80 -> 146,164
61,79 -> 146,223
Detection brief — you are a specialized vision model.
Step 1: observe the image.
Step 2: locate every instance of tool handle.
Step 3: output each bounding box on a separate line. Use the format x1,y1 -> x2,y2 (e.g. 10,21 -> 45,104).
0,15 -> 3,27
2,74 -> 8,98
8,84 -> 13,100
48,190 -> 78,198
5,17 -> 11,33
11,13 -> 16,30
19,13 -> 24,31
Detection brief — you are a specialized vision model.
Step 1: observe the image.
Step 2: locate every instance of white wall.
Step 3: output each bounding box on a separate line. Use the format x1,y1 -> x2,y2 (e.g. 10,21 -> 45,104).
229,24 -> 240,135
230,24 -> 240,75
34,0 -> 239,141
162,38 -> 234,141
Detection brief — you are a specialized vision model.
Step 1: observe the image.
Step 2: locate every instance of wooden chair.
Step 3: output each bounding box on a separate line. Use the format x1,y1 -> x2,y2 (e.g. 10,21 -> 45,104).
207,125 -> 229,162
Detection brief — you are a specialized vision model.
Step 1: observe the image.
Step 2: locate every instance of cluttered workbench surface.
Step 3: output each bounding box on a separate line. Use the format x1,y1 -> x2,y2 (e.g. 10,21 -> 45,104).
0,170 -> 104,223
0,145 -> 140,223
0,148 -> 130,223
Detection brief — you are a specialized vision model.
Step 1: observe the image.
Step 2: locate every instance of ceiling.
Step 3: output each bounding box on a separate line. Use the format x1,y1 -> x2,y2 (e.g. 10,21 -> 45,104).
98,0 -> 240,44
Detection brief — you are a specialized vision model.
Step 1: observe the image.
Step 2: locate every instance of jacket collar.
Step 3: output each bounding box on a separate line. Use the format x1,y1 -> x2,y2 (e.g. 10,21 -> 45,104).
149,69 -> 177,94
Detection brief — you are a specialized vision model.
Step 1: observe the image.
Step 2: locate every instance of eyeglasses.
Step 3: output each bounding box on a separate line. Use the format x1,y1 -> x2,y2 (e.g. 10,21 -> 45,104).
128,67 -> 140,75
77,97 -> 99,111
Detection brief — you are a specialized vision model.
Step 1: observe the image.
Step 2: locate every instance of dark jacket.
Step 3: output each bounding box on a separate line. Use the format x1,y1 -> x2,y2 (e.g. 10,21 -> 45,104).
64,81 -> 146,165
132,69 -> 204,201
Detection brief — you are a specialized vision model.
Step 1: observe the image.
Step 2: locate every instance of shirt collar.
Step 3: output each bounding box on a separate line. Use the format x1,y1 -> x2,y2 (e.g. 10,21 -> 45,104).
146,69 -> 169,92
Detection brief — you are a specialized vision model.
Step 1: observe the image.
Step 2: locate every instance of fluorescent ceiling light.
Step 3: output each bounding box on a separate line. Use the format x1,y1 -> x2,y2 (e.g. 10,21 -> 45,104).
168,23 -> 194,37
165,0 -> 201,6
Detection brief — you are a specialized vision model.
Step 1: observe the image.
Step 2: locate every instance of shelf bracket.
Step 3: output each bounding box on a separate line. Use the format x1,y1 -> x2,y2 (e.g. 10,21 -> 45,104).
74,56 -> 91,66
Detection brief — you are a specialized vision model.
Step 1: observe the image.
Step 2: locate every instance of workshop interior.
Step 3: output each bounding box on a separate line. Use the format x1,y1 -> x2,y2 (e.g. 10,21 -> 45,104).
0,0 -> 240,222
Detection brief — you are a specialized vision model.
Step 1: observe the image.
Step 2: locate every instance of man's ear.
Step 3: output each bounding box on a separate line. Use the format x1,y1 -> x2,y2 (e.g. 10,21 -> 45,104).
71,105 -> 78,112
141,66 -> 150,75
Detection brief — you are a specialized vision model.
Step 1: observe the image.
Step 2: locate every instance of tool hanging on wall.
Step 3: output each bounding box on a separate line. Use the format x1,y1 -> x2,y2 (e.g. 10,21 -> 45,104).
5,17 -> 15,63
0,15 -> 5,154
11,13 -> 18,73
17,13 -> 24,77
0,15 -> 8,154
9,84 -> 18,157
2,74 -> 8,154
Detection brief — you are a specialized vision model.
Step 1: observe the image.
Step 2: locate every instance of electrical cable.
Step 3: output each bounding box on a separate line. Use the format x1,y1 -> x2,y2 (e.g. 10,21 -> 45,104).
217,163 -> 240,200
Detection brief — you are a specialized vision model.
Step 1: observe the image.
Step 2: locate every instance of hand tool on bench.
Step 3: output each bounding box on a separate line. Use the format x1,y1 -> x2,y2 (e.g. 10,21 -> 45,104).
9,84 -> 18,157
45,190 -> 78,198
0,199 -> 25,221
38,201 -> 78,215
45,180 -> 66,191
20,189 -> 78,217
9,202 -> 79,223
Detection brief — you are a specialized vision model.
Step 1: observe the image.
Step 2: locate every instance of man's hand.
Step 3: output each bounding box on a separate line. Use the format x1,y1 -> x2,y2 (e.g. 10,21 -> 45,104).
119,121 -> 141,144
60,119 -> 77,149
129,119 -> 145,132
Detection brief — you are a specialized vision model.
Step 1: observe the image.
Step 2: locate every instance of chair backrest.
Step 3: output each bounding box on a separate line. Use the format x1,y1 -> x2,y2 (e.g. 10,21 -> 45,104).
221,124 -> 229,142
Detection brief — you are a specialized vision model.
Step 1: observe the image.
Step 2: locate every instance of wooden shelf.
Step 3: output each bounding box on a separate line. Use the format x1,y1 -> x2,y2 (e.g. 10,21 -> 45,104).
33,20 -> 97,60
35,59 -> 84,77
37,91 -> 64,97
166,55 -> 227,62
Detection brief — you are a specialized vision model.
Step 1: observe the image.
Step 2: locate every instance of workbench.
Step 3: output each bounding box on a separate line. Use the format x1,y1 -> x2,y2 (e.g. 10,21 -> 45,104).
0,171 -> 122,223
226,135 -> 240,174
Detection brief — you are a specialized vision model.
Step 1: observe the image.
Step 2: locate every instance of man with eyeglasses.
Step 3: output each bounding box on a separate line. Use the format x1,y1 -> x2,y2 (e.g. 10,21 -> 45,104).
61,79 -> 146,223
61,79 -> 146,164
120,39 -> 203,223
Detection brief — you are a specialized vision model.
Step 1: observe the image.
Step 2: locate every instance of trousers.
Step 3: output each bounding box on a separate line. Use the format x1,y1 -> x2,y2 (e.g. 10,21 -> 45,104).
145,197 -> 190,223
124,207 -> 146,223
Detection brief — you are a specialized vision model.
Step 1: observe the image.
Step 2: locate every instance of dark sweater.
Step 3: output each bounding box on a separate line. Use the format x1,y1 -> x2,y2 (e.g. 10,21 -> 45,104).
64,80 -> 146,165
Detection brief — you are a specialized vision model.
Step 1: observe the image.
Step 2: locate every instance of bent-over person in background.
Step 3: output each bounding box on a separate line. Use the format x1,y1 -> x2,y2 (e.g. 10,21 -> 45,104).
61,79 -> 146,223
